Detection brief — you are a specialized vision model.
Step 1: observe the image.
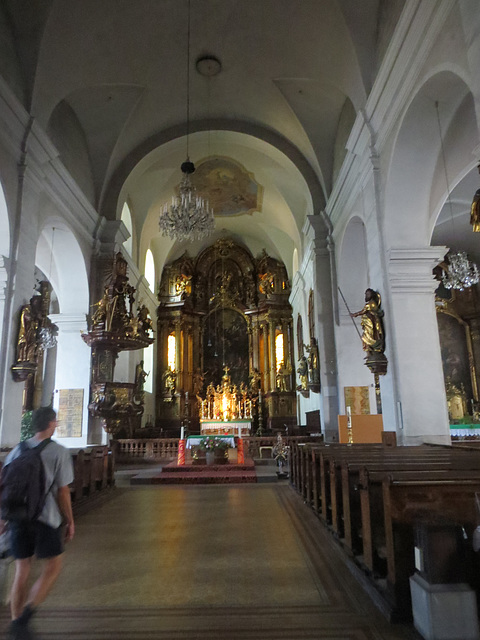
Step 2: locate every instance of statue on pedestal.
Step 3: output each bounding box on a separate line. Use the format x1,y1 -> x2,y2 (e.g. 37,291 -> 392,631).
351,289 -> 385,355
305,337 -> 320,384
297,355 -> 309,391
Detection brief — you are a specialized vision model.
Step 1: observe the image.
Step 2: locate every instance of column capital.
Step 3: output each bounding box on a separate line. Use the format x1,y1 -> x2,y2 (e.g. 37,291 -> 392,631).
388,246 -> 446,294
50,314 -> 87,332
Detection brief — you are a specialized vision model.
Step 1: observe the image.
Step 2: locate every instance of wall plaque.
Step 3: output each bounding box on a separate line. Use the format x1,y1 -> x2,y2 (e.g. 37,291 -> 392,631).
57,388 -> 84,437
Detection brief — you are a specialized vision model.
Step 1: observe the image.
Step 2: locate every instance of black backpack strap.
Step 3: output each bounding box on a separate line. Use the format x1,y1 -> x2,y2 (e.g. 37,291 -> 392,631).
32,438 -> 55,504
35,438 -> 52,453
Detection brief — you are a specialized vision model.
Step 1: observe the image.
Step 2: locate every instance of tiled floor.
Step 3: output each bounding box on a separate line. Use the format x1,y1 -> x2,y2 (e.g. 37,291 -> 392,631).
0,483 -> 422,639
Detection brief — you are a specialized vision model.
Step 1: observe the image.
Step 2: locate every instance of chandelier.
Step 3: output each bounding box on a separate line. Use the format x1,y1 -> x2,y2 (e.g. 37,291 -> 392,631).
159,160 -> 214,242
435,101 -> 479,291
159,0 -> 215,242
442,251 -> 479,290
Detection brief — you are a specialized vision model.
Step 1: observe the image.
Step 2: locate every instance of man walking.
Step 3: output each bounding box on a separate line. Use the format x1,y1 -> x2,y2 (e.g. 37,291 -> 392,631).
1,407 -> 75,640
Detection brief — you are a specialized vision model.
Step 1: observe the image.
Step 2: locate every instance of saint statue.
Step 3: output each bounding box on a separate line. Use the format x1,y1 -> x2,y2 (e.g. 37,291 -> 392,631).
193,369 -> 204,395
351,289 -> 385,355
134,360 -> 148,393
137,304 -> 153,336
249,368 -> 261,393
305,337 -> 320,384
470,165 -> 480,232
297,355 -> 309,390
16,304 -> 37,363
163,369 -> 176,393
15,295 -> 44,364
276,365 -> 291,392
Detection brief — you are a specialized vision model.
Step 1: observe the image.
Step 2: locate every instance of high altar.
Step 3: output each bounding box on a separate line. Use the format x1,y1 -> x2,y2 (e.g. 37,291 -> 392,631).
156,239 -> 297,432
199,368 -> 252,435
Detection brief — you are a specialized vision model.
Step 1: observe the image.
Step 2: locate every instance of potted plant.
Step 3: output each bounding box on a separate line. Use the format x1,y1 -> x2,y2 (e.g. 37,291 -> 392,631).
198,437 -> 230,465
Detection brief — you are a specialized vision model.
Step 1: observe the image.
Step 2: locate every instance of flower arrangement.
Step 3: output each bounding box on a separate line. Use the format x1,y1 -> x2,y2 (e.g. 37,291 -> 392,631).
198,437 -> 230,452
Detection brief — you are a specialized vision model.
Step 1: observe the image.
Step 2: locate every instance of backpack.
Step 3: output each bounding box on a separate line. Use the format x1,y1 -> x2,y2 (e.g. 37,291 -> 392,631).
0,438 -> 53,523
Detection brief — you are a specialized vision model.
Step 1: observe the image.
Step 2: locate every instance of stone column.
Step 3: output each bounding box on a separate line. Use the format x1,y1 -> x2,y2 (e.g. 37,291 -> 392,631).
269,318 -> 276,391
262,321 -> 269,392
306,215 -> 339,440
468,318 -> 480,401
388,247 -> 450,445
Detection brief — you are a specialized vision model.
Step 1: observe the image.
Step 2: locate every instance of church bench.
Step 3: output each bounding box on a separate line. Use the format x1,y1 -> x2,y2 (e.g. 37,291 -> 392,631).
358,469 -> 480,620
70,446 -> 113,508
320,446 -> 478,532
336,452 -> 480,548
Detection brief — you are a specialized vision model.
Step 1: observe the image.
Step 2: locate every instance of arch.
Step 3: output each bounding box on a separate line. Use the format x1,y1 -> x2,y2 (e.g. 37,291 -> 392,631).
336,216 -> 372,412
121,202 -> 133,256
384,70 -> 477,249
35,223 -> 89,314
35,223 -> 91,447
100,119 -> 325,222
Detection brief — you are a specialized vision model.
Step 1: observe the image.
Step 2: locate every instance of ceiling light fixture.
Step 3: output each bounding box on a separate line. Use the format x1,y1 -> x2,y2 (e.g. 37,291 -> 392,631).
159,0 -> 215,242
435,102 -> 479,291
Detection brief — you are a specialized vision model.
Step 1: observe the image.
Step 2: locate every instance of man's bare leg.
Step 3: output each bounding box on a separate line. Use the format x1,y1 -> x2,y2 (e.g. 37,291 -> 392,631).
27,554 -> 63,609
10,558 -> 33,620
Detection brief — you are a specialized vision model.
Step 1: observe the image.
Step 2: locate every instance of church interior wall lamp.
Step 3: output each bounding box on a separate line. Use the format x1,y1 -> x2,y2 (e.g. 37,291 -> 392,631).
436,101 -> 479,290
158,0 -> 215,242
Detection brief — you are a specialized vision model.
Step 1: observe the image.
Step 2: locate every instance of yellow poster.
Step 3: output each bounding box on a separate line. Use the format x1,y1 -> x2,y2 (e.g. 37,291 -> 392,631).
57,389 -> 84,437
344,386 -> 370,415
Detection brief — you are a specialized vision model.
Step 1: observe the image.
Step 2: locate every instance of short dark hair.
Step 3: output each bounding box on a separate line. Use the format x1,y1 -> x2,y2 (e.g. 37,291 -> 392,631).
32,407 -> 57,433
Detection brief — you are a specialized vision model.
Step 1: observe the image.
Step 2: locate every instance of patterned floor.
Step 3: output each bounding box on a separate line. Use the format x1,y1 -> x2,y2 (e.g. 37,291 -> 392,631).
0,484 -> 422,639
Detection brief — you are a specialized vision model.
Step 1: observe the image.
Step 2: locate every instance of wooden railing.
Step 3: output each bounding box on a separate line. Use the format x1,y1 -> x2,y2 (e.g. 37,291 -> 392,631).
114,435 -> 323,464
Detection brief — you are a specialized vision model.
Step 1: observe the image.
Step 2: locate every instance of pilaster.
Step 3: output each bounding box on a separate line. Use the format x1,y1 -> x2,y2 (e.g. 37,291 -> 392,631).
388,247 -> 450,444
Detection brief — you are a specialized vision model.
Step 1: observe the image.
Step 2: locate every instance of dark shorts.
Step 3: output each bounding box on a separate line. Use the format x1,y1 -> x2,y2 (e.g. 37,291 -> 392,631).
9,521 -> 64,559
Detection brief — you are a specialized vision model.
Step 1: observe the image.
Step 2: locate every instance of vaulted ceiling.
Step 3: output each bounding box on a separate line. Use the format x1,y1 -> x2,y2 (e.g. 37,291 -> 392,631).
0,0 -> 406,271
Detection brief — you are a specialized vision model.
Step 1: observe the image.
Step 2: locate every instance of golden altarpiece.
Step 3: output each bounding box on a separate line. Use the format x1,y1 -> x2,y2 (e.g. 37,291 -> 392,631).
156,239 -> 296,433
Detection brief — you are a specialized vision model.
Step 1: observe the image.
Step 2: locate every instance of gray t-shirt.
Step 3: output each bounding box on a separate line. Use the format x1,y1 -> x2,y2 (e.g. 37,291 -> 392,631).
4,438 -> 74,528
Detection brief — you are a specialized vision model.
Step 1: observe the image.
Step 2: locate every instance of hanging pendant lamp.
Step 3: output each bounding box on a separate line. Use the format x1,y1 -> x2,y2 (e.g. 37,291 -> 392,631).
159,0 -> 215,242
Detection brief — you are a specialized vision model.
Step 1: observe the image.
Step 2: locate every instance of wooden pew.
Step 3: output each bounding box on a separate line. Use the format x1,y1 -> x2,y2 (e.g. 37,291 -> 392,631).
338,451 -> 480,551
359,468 -> 480,620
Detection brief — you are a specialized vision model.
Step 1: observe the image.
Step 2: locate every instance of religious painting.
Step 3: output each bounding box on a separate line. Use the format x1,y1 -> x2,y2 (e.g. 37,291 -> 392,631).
436,310 -> 474,403
56,388 -> 84,437
344,386 -> 370,415
203,309 -> 249,389
191,156 -> 263,217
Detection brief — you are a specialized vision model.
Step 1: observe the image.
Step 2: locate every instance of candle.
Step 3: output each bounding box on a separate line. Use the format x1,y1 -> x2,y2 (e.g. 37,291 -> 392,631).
180,426 -> 184,440
238,424 -> 242,439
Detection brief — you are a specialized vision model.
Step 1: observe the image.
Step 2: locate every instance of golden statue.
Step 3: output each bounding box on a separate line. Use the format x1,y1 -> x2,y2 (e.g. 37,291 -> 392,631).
276,365 -> 291,392
297,355 -> 309,390
305,337 -> 320,384
470,166 -> 480,232
134,360 -> 148,393
174,274 -> 192,298
351,289 -> 385,355
445,377 -> 467,420
163,369 -> 176,393
136,304 -> 153,336
249,368 -> 261,393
